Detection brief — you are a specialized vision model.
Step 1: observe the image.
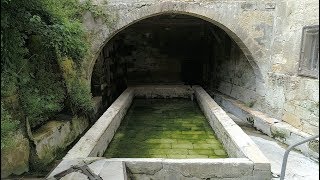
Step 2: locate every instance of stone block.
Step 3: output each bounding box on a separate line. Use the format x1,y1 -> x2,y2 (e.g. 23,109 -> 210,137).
32,116 -> 89,167
302,122 -> 320,137
125,159 -> 163,174
162,158 -> 254,178
1,133 -> 30,178
282,111 -> 302,128
47,158 -> 104,179
48,159 -> 127,180
65,88 -> 134,159
133,85 -> 194,99
60,172 -> 89,180
253,117 -> 273,136
252,169 -> 272,180
98,161 -> 127,180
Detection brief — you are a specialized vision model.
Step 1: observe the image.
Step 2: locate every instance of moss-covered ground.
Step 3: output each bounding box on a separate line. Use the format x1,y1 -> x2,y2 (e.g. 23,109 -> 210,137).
103,98 -> 228,158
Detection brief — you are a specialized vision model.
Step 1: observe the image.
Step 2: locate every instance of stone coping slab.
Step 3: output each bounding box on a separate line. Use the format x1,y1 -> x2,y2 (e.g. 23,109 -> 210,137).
47,158 -> 127,180
55,85 -> 271,179
47,158 -> 256,179
64,88 -> 134,159
133,84 -> 194,98
193,86 -> 270,171
213,91 -> 319,160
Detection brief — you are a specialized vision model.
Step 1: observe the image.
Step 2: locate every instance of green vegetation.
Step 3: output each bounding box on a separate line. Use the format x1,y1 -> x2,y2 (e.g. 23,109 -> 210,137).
1,0 -> 109,148
271,130 -> 287,140
1,103 -> 19,149
245,100 -> 256,108
59,58 -> 94,115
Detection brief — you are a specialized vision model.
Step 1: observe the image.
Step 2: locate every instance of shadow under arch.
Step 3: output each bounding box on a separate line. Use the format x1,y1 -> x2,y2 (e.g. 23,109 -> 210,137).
88,10 -> 264,84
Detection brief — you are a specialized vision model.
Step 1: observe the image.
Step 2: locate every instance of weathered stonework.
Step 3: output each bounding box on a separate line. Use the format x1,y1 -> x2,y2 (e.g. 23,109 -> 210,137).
85,0 -> 272,82
49,85 -> 271,179
30,116 -> 89,168
213,92 -> 319,160
1,133 -> 30,178
83,0 -> 318,136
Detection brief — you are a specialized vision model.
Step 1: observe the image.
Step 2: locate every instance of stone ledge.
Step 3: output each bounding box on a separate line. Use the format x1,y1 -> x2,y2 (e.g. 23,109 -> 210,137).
58,85 -> 271,179
124,158 -> 254,178
193,86 -> 271,176
213,91 -> 319,161
31,116 -> 89,167
47,158 -> 127,180
49,158 -> 259,179
64,88 -> 134,159
133,84 -> 194,98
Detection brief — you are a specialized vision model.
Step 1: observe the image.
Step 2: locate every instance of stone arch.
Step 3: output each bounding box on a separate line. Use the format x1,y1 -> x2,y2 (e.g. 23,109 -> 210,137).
86,1 -> 265,84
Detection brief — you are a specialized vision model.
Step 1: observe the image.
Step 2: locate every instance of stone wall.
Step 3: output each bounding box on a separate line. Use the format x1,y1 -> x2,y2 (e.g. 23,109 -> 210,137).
213,92 -> 319,160
85,0 -> 318,135
1,133 -> 30,178
265,0 -> 319,134
122,30 -> 182,84
204,28 -> 258,106
29,115 -> 89,170
102,18 -> 214,85
91,40 -> 128,112
85,0 -> 275,127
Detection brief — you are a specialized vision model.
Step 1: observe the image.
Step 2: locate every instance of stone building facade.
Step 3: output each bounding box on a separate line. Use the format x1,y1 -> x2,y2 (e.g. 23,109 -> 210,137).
85,0 -> 319,136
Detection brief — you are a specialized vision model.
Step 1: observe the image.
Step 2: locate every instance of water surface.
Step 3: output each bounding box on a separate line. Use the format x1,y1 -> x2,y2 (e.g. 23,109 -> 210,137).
104,98 -> 227,158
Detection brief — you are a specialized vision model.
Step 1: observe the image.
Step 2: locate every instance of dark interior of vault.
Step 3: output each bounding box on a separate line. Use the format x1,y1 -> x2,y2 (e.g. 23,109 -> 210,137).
91,14 -> 256,114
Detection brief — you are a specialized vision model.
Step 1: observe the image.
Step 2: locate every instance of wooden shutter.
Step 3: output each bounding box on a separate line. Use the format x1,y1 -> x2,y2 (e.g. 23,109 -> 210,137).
298,25 -> 319,78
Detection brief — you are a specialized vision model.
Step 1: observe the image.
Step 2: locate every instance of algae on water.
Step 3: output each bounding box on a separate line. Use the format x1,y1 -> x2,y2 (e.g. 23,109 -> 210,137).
104,98 -> 228,158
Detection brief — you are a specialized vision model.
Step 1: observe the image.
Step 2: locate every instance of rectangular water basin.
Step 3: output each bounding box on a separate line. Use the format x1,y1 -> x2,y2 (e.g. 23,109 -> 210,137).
104,98 -> 227,159
48,85 -> 271,180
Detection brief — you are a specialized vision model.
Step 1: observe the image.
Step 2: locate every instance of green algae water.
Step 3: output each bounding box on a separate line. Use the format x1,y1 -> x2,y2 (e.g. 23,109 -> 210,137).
103,99 -> 228,158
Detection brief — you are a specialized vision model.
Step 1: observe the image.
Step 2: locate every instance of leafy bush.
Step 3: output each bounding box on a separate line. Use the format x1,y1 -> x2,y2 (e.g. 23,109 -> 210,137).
16,35 -> 66,128
1,0 -> 94,131
1,71 -> 18,98
19,68 -> 66,128
68,78 -> 94,114
60,58 -> 94,115
1,0 -> 88,69
1,0 -> 107,143
1,102 -> 19,149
